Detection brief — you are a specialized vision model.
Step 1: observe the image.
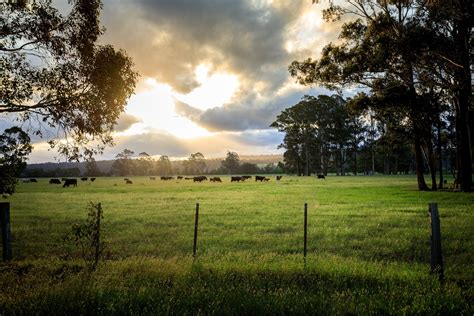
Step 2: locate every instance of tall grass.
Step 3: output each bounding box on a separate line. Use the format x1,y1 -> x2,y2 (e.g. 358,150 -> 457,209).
0,175 -> 472,314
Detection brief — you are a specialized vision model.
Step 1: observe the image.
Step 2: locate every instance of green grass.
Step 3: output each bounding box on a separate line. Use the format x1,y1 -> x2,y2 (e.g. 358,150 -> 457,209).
1,175 -> 473,314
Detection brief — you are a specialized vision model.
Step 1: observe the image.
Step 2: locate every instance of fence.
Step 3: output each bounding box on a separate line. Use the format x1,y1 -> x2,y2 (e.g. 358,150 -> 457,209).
0,201 -> 446,280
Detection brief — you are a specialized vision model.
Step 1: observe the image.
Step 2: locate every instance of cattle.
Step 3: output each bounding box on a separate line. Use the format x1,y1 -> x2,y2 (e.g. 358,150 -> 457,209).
317,174 -> 325,179
161,176 -> 173,180
49,179 -> 61,184
90,178 -> 96,182
177,176 -> 183,180
242,175 -> 252,180
193,176 -> 207,182
63,179 -> 77,188
81,177 -> 88,181
231,176 -> 242,182
276,175 -> 282,181
126,180 -> 133,184
255,175 -> 265,182
29,178 -> 38,183
263,177 -> 270,182
184,177 -> 193,180
124,178 -> 129,181
210,177 -> 222,182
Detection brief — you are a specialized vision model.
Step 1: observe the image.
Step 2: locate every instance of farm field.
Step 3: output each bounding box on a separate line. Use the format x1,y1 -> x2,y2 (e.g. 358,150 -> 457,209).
1,175 -> 473,314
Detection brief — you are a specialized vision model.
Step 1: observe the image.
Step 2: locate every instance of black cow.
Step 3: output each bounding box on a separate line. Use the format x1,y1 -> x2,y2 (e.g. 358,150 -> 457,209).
49,179 -> 61,184
177,176 -> 183,180
90,178 -> 96,182
210,177 -> 222,182
263,177 -> 270,182
231,176 -> 242,182
63,179 -> 77,187
193,176 -> 207,182
255,176 -> 265,182
30,178 -> 38,183
126,180 -> 133,184
161,176 -> 173,180
184,177 -> 193,180
276,175 -> 282,181
317,174 -> 325,179
81,177 -> 88,181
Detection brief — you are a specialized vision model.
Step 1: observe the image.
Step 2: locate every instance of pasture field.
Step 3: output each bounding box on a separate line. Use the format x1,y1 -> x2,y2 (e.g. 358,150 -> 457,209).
1,175 -> 473,314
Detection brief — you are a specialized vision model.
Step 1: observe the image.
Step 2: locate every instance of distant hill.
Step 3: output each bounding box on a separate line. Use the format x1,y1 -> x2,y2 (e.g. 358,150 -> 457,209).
24,154 -> 283,176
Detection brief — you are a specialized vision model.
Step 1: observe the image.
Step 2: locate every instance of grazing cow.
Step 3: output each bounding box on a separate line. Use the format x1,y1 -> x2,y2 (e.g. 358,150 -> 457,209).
317,174 -> 325,179
150,176 -> 156,180
255,176 -> 265,182
90,178 -> 96,182
160,176 -> 173,180
242,175 -> 252,180
276,175 -> 282,181
210,177 -> 222,182
193,176 -> 207,182
177,176 -> 183,180
81,177 -> 88,181
263,177 -> 270,182
30,178 -> 38,183
124,178 -> 129,181
231,176 -> 242,182
126,180 -> 133,184
49,179 -> 61,184
63,179 -> 77,187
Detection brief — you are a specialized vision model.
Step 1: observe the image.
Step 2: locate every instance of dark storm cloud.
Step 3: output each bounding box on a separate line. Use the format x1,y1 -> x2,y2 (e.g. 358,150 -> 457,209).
101,0 -> 307,93
176,86 -> 330,132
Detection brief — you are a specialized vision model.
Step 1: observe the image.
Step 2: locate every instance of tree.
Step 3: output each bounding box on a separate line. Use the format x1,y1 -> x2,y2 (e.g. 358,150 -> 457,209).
136,152 -> 154,176
156,155 -> 172,176
110,149 -> 134,176
1,0 -> 138,161
221,151 -> 240,174
0,126 -> 32,194
85,158 -> 101,176
183,152 -> 207,175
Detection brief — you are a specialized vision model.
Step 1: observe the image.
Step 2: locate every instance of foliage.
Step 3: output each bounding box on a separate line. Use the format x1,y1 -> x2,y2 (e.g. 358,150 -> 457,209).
67,202 -> 105,271
221,151 -> 240,174
289,0 -> 472,191
0,126 -> 32,194
110,149 -> 134,176
156,155 -> 173,176
0,0 -> 138,161
183,152 -> 207,174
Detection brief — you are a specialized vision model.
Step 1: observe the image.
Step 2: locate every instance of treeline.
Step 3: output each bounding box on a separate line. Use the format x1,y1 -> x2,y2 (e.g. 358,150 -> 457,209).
287,1 -> 472,191
271,94 -> 457,180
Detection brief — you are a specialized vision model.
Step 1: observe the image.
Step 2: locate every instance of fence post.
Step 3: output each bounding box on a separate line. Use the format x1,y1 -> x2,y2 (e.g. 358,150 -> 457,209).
193,203 -> 199,257
429,203 -> 444,282
1,202 -> 12,261
304,202 -> 308,259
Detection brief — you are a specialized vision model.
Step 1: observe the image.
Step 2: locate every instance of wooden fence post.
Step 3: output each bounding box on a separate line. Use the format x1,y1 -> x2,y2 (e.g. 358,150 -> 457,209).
193,203 -> 199,257
1,202 -> 12,261
429,203 -> 444,282
304,202 -> 308,259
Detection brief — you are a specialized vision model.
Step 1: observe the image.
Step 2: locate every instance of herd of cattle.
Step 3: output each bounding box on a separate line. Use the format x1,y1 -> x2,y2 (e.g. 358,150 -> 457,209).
21,174 -> 326,188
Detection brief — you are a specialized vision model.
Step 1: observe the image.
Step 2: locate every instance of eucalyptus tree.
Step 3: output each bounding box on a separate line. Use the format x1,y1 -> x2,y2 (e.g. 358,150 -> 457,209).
221,151 -> 240,174
1,0 -> 138,161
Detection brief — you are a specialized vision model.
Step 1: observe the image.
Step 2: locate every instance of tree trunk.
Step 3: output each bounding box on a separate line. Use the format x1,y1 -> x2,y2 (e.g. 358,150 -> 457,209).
453,16 -> 472,192
414,132 -> 429,190
426,140 -> 438,191
353,143 -> 357,175
437,117 -> 444,189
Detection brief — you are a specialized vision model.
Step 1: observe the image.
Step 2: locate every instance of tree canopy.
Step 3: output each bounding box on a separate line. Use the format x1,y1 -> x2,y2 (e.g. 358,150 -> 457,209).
1,0 -> 138,161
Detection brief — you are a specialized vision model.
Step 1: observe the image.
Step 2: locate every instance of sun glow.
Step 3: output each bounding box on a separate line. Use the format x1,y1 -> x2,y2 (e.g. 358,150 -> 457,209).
176,64 -> 240,111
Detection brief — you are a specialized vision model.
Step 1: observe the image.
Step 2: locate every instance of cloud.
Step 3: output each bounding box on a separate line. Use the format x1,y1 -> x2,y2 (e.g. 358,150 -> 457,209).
114,113 -> 142,132
175,85 -> 331,132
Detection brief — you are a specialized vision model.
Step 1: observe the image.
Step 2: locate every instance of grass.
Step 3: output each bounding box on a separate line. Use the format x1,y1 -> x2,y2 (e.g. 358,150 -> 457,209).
0,175 -> 473,314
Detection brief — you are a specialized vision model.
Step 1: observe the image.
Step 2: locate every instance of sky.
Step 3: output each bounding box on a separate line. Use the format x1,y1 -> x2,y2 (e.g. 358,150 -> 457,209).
3,0 -> 346,163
